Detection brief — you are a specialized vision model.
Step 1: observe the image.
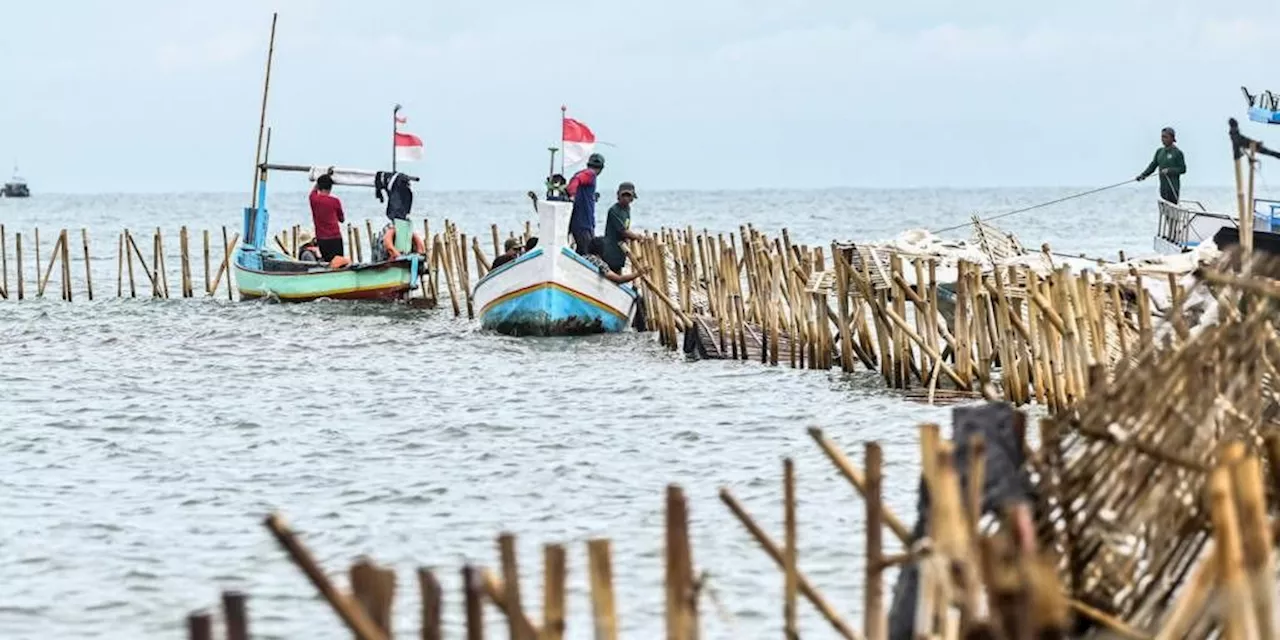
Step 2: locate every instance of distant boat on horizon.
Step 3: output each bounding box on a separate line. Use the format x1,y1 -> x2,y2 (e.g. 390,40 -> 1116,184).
2,165 -> 30,198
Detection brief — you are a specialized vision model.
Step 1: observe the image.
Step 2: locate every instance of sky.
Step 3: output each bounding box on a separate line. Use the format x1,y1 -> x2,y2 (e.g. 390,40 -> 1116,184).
1,0 -> 1277,193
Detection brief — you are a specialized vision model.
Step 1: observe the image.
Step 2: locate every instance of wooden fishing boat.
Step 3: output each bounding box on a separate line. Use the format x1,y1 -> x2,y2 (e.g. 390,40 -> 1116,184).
231,14 -> 423,304
471,198 -> 640,335
234,165 -> 423,303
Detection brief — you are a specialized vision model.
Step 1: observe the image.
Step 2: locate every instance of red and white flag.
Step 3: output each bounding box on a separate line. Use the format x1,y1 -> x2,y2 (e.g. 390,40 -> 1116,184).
394,112 -> 424,163
561,114 -> 596,168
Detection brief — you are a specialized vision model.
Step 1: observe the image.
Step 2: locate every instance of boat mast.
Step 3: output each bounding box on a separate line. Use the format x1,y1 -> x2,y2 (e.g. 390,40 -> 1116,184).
250,13 -> 278,210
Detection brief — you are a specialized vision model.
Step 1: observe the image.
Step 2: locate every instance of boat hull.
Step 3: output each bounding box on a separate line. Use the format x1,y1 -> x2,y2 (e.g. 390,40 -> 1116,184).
473,246 -> 639,336
234,251 -> 418,303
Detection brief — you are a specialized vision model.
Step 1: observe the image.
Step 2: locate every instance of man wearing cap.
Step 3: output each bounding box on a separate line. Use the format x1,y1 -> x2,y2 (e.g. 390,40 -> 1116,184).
491,237 -> 523,269
566,153 -> 605,255
1136,127 -> 1187,204
603,182 -> 643,274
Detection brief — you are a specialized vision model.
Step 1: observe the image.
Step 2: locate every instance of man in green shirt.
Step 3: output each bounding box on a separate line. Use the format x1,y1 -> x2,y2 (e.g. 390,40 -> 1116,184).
602,181 -> 643,273
1135,127 -> 1187,204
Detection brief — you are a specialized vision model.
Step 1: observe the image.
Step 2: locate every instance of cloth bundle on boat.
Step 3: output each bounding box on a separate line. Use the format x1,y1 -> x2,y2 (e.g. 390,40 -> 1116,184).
374,171 -> 413,220
306,166 -> 378,187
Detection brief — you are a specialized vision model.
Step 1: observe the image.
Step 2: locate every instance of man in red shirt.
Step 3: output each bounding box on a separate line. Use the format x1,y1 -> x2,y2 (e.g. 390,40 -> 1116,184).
309,174 -> 346,261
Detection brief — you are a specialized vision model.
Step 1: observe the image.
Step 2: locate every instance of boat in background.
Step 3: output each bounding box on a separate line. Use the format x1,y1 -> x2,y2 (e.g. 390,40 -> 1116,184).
1153,116 -> 1280,255
234,164 -> 423,303
2,165 -> 29,198
1243,86 -> 1280,126
472,198 -> 640,335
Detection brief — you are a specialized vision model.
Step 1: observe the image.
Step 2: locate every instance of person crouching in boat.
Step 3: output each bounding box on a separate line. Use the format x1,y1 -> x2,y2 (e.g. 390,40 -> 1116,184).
297,231 -> 323,262
585,237 -> 648,285
567,153 -> 605,255
309,174 -> 347,261
491,237 -> 522,269
298,230 -> 351,268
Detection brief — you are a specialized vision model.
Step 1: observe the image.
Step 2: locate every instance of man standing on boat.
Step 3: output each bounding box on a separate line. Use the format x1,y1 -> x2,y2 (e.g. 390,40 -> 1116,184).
602,182 -> 643,273
309,174 -> 346,261
566,153 -> 605,255
1135,127 -> 1187,204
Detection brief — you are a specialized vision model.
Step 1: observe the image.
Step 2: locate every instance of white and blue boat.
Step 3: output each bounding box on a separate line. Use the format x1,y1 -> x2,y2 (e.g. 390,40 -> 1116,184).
1244,86 -> 1280,126
471,198 -> 640,336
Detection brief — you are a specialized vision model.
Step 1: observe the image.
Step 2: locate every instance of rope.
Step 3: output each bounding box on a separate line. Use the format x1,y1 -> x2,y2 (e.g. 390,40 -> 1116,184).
932,179 -> 1136,234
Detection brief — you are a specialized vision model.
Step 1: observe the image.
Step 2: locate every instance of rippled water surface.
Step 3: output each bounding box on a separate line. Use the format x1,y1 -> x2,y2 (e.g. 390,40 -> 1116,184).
0,186 -> 1245,638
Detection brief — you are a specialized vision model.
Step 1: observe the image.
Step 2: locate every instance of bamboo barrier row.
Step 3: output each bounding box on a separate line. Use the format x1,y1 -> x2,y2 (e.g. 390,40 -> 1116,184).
187,486 -> 700,640
1,217 -> 1193,417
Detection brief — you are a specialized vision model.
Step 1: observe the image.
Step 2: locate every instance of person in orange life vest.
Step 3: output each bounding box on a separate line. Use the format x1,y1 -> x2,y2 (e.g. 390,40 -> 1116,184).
566,153 -> 605,255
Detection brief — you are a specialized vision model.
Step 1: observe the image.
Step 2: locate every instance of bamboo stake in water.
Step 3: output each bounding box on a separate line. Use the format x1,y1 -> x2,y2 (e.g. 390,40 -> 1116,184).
34,227 -> 41,292
15,233 -> 22,300
0,224 -> 8,299
463,565 -> 485,640
81,229 -> 93,300
666,485 -> 698,640
498,533 -> 535,640
224,227 -> 234,300
38,231 -> 63,298
418,568 -> 442,640
783,459 -> 799,640
542,545 -> 566,640
587,539 -> 619,640
180,226 -> 192,298
203,229 -> 211,295
61,230 -> 72,301
865,442 -> 886,640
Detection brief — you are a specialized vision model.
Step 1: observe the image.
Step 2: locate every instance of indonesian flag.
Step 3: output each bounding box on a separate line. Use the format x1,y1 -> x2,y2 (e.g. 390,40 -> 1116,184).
394,112 -> 424,163
562,115 -> 596,168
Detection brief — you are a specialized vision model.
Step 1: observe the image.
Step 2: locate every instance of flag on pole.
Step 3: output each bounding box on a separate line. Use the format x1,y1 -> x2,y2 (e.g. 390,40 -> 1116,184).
394,112 -> 424,163
561,115 -> 596,168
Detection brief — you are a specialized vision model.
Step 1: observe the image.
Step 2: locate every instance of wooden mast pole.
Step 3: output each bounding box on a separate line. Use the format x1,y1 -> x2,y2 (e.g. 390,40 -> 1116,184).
250,13 -> 278,210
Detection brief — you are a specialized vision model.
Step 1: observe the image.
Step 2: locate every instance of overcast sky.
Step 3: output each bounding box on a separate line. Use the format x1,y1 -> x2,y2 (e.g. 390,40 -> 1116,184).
1,0 -> 1277,193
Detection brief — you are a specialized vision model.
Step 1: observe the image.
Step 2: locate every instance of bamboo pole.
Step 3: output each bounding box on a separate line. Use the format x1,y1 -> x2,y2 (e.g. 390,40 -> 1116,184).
784,459 -> 799,640
587,539 -> 619,640
61,229 -> 72,301
349,558 -> 396,636
808,427 -> 911,544
34,227 -> 41,290
436,236 -> 461,317
0,224 -> 7,299
38,231 -> 63,298
263,514 -> 388,640
718,489 -> 860,639
463,565 -> 485,640
542,545 -> 566,640
499,533 -> 535,640
224,227 -> 235,300
180,226 -> 192,298
156,227 -> 171,298
418,568 -> 442,640
665,485 -> 697,640
865,442 -> 886,640
492,223 -> 501,258
15,233 -> 22,300
81,229 -> 93,300
222,591 -> 250,640
203,229 -> 211,295
188,612 -> 212,640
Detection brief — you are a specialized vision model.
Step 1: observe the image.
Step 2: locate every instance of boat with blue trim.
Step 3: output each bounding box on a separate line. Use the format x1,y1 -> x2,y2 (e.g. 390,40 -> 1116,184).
234,164 -> 424,303
471,198 -> 640,335
1244,86 -> 1280,126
